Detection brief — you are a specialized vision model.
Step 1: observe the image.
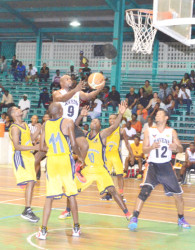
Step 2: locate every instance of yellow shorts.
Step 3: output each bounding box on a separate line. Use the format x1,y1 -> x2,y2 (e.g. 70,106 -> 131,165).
75,165 -> 114,195
106,151 -> 123,175
46,154 -> 78,199
12,151 -> 36,186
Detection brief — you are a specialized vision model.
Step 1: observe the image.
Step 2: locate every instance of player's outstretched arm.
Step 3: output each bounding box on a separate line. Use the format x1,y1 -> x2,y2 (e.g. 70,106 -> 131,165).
40,123 -> 48,152
11,126 -> 39,151
75,106 -> 89,127
143,129 -> 160,154
53,81 -> 84,102
31,123 -> 42,142
169,129 -> 183,153
79,80 -> 105,101
122,129 -> 134,160
100,101 -> 127,143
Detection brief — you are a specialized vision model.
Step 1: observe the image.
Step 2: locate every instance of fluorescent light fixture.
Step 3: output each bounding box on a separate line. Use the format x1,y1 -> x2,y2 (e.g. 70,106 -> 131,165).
70,21 -> 81,27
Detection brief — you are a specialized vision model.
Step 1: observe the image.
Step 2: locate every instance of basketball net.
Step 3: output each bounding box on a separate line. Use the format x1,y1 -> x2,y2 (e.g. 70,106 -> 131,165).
126,9 -> 157,54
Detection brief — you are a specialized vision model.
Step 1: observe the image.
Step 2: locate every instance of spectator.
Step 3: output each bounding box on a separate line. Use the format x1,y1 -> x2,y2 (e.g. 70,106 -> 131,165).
158,83 -> 172,102
37,87 -> 50,109
5,115 -> 12,132
143,80 -> 153,99
18,94 -> 31,119
14,61 -> 26,82
0,90 -> 14,111
140,116 -> 156,139
88,97 -> 102,119
70,74 -> 77,89
150,103 -> 160,119
83,124 -> 89,132
10,55 -> 19,75
28,115 -> 40,144
39,63 -> 49,83
130,113 -> 142,134
107,86 -> 120,111
80,51 -> 89,67
171,80 -> 180,92
1,112 -> 7,122
81,63 -> 91,77
25,64 -> 38,84
138,91 -> 149,108
50,70 -> 61,91
158,83 -> 164,101
123,121 -> 136,139
165,94 -> 175,116
180,73 -> 191,89
67,65 -> 78,79
156,97 -> 167,111
41,113 -> 50,124
145,92 -> 158,114
172,85 -> 180,100
124,136 -> 144,177
125,87 -> 138,114
176,85 -> 192,115
190,70 -> 195,90
137,103 -> 148,125
1,56 -> 7,74
100,86 -> 110,106
179,142 -> 195,184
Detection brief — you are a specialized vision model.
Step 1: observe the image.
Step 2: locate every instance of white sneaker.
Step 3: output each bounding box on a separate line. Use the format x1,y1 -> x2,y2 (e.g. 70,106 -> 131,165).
36,227 -> 47,240
72,225 -> 81,237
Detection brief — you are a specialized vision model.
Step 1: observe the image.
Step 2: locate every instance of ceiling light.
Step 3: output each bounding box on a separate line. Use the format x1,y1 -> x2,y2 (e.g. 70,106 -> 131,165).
70,21 -> 81,27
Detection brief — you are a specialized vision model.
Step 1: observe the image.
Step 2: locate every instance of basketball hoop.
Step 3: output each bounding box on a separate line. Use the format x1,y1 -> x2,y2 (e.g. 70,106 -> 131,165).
126,9 -> 157,54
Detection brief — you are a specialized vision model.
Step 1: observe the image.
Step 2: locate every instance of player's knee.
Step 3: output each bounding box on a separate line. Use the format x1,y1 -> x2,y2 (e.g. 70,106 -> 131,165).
138,185 -> 152,202
107,186 -> 116,195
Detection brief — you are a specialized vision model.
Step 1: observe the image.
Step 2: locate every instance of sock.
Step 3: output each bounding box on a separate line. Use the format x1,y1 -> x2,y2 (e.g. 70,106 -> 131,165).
123,209 -> 128,214
74,223 -> 80,227
41,226 -> 47,231
178,214 -> 184,219
133,210 -> 140,218
66,207 -> 71,212
119,189 -> 124,195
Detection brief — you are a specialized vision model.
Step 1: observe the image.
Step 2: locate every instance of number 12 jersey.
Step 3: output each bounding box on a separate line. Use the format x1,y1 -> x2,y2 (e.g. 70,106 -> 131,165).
147,126 -> 173,163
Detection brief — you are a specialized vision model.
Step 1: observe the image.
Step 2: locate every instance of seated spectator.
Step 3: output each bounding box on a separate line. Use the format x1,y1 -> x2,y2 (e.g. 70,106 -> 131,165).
137,103 -> 148,125
156,97 -> 167,111
39,63 -> 49,83
105,86 -> 120,111
179,142 -> 195,184
143,80 -> 153,99
10,55 -> 19,75
50,70 -> 61,91
70,74 -> 77,89
81,63 -> 91,78
145,92 -> 158,114
41,113 -> 50,124
171,80 -> 180,92
124,136 -> 144,178
125,87 -> 138,114
190,70 -> 195,90
100,86 -> 110,106
180,73 -> 191,89
88,98 -> 102,119
165,94 -> 175,116
1,112 -> 7,122
83,124 -> 89,132
0,90 -> 15,111
80,51 -> 89,67
28,115 -> 40,144
1,56 -> 7,74
123,121 -> 136,139
137,88 -> 149,108
14,61 -> 26,82
25,64 -> 38,84
158,83 -> 172,102
176,85 -> 192,115
150,103 -> 160,119
130,114 -> 142,134
172,85 -> 180,99
37,87 -> 50,109
67,65 -> 78,79
140,116 -> 156,139
5,115 -> 12,132
158,83 -> 164,101
18,94 -> 31,119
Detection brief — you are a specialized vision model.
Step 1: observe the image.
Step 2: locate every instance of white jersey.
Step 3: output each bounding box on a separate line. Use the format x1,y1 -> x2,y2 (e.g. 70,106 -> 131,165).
59,89 -> 80,122
147,126 -> 173,163
186,148 -> 195,162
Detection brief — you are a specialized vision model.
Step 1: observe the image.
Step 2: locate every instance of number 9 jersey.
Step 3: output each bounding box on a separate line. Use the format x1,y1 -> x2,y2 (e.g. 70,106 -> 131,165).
147,126 -> 173,163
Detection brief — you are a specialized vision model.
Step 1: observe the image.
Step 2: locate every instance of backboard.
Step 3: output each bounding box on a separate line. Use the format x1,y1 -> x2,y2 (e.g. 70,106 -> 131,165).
153,0 -> 195,46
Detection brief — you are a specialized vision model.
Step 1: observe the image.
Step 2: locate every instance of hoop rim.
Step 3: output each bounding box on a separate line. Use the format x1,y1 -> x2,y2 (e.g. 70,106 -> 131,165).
126,9 -> 153,16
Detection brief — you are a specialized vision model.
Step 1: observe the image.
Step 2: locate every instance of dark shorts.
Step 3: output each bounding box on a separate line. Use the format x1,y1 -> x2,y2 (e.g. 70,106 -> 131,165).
75,125 -> 85,138
189,164 -> 195,169
141,162 -> 183,196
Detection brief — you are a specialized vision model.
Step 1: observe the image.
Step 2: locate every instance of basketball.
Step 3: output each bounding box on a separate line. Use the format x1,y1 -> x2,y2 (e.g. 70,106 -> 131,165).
88,72 -> 105,89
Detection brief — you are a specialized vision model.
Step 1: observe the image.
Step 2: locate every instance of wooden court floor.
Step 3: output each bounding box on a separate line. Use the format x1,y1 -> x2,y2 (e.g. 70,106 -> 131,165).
0,165 -> 195,250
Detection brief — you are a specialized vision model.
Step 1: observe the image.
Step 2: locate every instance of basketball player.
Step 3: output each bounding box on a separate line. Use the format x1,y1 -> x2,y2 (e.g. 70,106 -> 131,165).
101,114 -> 134,201
59,101 -> 131,220
53,75 -> 105,180
129,109 -> 190,231
7,106 -> 41,223
36,103 -> 84,240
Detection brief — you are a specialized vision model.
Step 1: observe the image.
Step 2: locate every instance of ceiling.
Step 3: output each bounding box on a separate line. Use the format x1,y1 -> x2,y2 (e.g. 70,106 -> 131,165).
0,0 -> 194,42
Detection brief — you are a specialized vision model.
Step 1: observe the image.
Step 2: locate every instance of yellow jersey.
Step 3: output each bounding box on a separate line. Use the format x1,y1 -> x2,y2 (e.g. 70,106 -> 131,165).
45,118 -> 71,156
131,142 -> 143,160
9,123 -> 33,155
106,127 -> 121,152
85,132 -> 106,167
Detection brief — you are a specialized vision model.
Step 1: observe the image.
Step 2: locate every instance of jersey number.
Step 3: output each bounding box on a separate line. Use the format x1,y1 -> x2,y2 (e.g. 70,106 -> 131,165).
49,132 -> 65,154
88,153 -> 94,163
68,105 -> 74,117
155,146 -> 167,158
108,145 -> 113,151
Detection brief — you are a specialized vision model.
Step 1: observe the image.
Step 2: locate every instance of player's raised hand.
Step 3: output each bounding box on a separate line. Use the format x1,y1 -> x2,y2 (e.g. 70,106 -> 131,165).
75,80 -> 85,92
118,100 -> 127,115
80,105 -> 89,117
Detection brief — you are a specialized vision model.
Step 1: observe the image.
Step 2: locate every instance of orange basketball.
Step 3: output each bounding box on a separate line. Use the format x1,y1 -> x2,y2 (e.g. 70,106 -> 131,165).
88,72 -> 105,89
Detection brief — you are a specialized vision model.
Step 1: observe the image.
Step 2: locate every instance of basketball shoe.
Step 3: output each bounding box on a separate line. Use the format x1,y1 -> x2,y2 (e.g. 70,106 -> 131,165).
101,193 -> 112,201
36,226 -> 47,240
58,210 -> 71,220
75,162 -> 87,183
72,224 -> 81,237
128,216 -> 138,231
178,217 -> 191,229
21,207 -> 40,223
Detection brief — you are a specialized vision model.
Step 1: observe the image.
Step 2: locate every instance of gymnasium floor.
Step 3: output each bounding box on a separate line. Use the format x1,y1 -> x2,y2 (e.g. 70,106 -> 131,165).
1,165 -> 195,250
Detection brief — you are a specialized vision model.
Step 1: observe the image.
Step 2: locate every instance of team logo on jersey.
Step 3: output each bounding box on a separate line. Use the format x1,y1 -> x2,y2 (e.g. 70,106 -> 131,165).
166,134 -> 170,137
152,134 -> 157,138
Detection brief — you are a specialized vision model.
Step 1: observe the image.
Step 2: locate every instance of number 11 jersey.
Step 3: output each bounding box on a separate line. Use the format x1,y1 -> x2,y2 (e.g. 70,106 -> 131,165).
147,126 -> 173,163
59,89 -> 80,122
